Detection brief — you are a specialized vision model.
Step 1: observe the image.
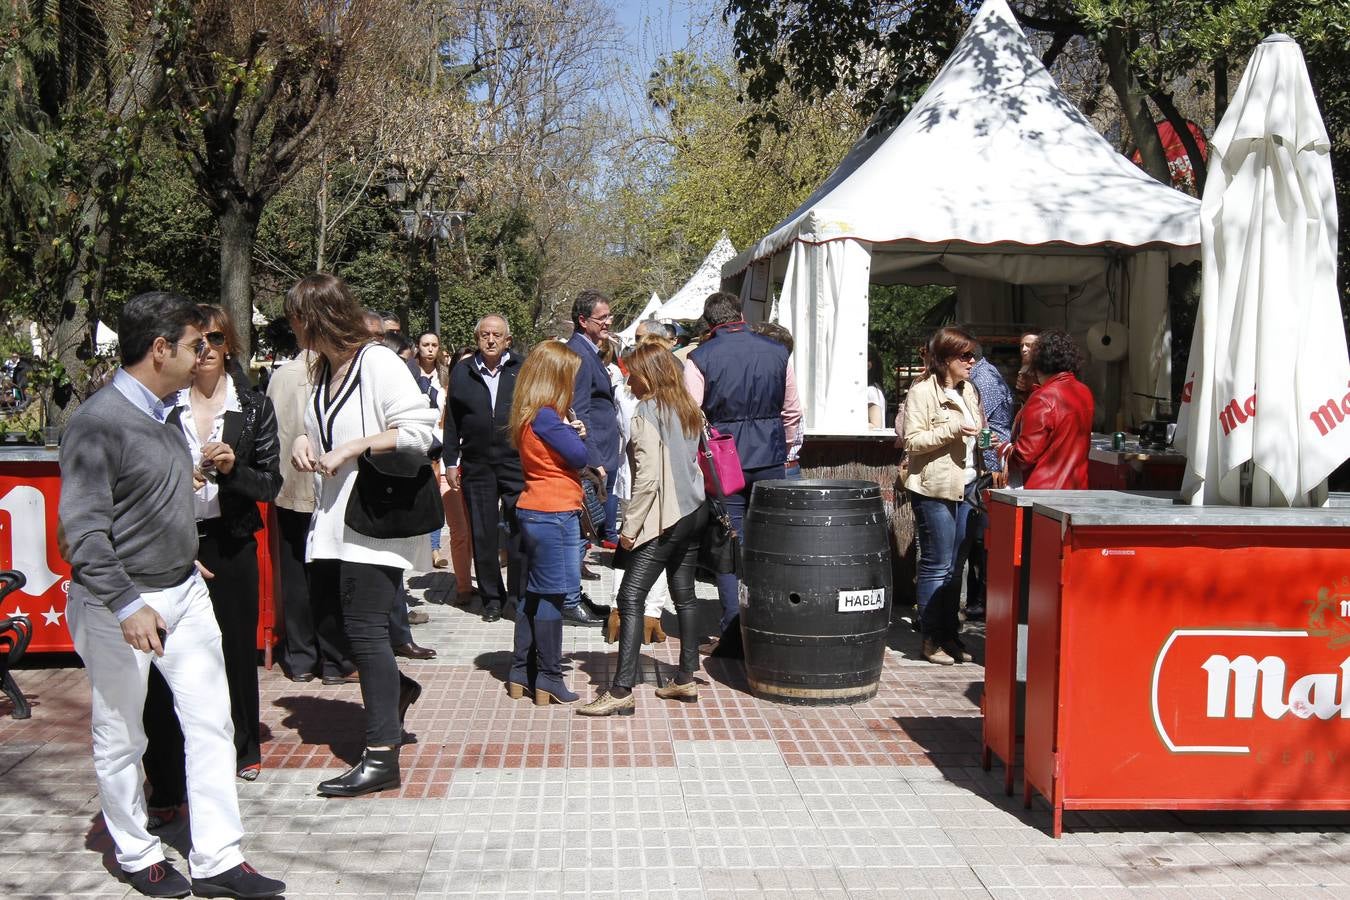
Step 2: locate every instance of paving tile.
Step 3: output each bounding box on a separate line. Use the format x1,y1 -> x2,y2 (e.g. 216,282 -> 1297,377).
4,558 -> 1350,896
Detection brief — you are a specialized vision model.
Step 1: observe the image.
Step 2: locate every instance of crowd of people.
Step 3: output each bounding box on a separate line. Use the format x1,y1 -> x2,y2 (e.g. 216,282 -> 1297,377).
54,272 -> 1095,897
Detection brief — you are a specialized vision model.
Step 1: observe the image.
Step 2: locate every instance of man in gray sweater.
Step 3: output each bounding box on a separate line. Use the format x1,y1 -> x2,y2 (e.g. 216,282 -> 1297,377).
60,292 -> 283,899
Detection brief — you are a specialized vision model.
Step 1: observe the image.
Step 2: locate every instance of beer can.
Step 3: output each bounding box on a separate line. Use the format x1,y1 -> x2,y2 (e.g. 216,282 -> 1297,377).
1112,431 -> 1125,451
978,428 -> 991,449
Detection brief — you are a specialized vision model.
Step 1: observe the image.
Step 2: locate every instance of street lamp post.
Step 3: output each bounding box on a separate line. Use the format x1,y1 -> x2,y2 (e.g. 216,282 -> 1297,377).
386,168 -> 470,336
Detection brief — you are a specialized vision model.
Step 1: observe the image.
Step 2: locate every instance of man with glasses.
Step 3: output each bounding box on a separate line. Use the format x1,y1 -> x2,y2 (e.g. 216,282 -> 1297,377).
562,289 -> 619,626
59,292 -> 283,898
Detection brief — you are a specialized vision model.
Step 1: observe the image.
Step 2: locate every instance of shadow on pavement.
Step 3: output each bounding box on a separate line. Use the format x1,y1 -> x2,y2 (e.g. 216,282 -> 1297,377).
273,695 -> 364,765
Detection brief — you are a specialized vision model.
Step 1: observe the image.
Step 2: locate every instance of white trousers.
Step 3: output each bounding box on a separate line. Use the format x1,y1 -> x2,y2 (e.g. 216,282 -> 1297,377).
67,572 -> 245,878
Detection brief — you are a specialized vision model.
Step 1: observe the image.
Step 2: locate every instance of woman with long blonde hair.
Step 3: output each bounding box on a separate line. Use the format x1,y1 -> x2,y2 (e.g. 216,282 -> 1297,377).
578,343 -> 708,716
508,340 -> 588,705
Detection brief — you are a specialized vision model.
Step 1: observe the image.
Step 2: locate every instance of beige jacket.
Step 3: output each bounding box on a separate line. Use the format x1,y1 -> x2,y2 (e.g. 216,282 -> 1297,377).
902,375 -> 984,501
621,403 -> 706,547
266,353 -> 317,513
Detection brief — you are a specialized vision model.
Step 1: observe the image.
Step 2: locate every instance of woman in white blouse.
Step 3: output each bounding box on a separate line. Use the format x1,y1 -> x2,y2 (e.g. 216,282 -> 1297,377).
286,274 -> 439,797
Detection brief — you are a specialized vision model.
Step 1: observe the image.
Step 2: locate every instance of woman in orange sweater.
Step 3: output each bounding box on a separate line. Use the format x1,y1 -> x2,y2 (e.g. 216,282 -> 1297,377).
508,341 -> 589,705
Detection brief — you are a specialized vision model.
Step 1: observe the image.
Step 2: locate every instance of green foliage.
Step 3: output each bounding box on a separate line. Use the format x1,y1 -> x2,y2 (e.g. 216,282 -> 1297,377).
439,271 -> 538,352
101,136 -> 219,321
868,283 -> 952,397
612,53 -> 863,304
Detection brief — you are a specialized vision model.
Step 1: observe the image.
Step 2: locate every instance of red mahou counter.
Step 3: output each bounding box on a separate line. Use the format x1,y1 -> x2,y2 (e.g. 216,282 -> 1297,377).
1021,498 -> 1350,837
0,448 -> 279,660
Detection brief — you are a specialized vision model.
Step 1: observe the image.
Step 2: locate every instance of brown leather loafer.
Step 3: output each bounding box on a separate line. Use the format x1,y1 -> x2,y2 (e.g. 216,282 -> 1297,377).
393,642 -> 436,660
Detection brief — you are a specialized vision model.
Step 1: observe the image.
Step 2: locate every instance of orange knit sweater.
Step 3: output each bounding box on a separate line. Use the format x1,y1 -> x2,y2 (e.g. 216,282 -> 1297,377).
518,410 -> 584,512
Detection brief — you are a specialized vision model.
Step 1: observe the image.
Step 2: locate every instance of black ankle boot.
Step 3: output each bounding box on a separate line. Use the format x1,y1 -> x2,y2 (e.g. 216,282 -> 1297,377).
318,748 -> 401,797
398,673 -> 422,724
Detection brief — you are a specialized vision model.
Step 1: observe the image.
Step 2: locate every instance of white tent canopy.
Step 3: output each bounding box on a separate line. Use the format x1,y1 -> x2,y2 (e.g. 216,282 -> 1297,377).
657,234 -> 738,321
723,0 -> 1201,434
618,292 -> 663,344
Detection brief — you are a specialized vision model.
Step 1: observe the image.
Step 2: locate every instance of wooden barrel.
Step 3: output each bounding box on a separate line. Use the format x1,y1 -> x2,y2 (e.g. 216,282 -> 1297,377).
740,479 -> 892,705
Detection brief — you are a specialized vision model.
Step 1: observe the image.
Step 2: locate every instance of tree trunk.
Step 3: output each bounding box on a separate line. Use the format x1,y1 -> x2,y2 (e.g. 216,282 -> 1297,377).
1100,25 -> 1170,185
1214,55 -> 1229,122
219,199 -> 260,364
315,149 -> 329,271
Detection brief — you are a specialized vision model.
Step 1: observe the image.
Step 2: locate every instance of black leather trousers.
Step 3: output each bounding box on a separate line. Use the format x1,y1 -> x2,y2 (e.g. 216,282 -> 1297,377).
613,504 -> 709,689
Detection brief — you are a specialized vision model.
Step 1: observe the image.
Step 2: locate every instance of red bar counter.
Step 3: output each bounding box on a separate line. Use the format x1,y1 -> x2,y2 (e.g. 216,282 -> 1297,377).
1086,434 -> 1185,491
982,489 -> 1176,795
0,448 -> 278,661
1021,498 -> 1350,837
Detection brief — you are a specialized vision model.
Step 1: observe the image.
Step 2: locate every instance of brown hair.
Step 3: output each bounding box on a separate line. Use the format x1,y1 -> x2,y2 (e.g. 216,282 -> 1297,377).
509,341 -> 581,448
926,326 -> 977,387
197,304 -> 242,359
625,342 -> 702,438
283,273 -> 372,380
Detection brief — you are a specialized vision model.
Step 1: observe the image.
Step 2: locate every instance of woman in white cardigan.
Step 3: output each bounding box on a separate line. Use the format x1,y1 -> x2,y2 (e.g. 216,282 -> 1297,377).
286,274 -> 438,797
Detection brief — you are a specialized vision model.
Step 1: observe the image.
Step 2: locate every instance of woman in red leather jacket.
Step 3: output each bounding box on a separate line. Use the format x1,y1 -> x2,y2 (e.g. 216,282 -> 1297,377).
1001,330 -> 1093,489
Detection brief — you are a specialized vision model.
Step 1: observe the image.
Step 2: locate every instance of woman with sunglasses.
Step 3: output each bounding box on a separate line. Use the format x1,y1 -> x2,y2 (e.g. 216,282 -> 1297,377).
902,326 -> 985,667
141,305 -> 282,828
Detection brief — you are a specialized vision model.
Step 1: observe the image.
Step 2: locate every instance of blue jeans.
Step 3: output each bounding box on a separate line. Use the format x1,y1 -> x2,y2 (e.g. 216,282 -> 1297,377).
714,464 -> 785,632
910,482 -> 976,642
518,509 -> 581,596
782,463 -> 802,480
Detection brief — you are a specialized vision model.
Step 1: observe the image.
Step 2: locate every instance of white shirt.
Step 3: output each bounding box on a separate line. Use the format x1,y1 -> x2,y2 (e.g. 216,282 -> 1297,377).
866,385 -> 886,429
475,351 -> 511,412
304,344 -> 439,569
944,386 -> 979,485
175,376 -> 242,521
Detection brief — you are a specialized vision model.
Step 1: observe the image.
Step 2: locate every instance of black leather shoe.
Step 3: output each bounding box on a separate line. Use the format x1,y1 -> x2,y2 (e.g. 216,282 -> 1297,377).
393,642 -> 436,660
963,605 -> 986,621
482,601 -> 502,623
321,671 -> 359,685
284,671 -> 316,683
561,604 -> 603,627
190,862 -> 284,898
126,860 -> 190,898
318,748 -> 401,797
580,565 -> 602,581
581,592 -> 611,618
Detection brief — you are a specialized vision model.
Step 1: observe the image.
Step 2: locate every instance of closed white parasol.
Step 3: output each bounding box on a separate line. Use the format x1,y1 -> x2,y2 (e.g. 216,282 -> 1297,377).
1175,34 -> 1350,506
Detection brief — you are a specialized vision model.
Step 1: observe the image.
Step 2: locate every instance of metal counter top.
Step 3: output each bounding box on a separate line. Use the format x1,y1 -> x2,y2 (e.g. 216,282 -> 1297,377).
1031,500 -> 1350,529
1087,435 -> 1186,466
987,489 -> 1179,508
0,446 -> 60,462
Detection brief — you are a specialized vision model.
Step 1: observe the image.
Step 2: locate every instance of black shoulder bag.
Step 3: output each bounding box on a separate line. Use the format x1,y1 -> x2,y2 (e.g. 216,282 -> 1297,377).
333,349 -> 445,540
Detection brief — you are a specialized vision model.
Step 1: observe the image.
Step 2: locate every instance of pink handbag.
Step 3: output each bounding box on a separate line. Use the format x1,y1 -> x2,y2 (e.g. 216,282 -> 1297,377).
698,424 -> 746,497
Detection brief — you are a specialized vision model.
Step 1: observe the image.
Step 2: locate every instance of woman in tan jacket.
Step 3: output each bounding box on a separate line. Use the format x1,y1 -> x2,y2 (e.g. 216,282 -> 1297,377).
578,343 -> 709,716
904,326 -> 984,666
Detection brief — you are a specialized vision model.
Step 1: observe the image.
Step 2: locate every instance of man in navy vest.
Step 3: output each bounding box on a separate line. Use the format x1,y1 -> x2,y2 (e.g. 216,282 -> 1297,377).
684,291 -> 803,647
563,289 -> 620,626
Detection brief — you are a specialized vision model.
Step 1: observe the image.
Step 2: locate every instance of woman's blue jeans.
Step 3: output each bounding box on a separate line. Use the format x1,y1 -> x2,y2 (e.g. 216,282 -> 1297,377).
517,508 -> 581,597
910,482 -> 976,642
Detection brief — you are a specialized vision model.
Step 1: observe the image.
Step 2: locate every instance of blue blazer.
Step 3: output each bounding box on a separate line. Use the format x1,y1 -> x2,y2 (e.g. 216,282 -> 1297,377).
565,332 -> 620,473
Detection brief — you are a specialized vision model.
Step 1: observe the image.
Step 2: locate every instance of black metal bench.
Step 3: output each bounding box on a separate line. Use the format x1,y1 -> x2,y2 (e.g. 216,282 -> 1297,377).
0,571 -> 33,719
